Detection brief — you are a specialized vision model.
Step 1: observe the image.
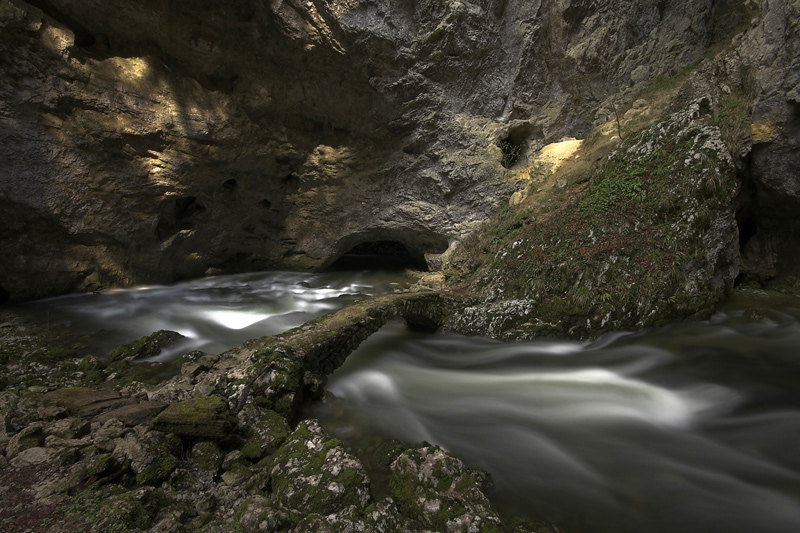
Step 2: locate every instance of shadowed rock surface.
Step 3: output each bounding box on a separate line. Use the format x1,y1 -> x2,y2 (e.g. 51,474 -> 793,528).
3,0 -> 796,303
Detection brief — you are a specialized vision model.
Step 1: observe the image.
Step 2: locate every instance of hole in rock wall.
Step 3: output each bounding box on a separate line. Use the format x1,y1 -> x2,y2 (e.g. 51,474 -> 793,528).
498,137 -> 523,168
327,241 -> 428,271
156,196 -> 207,240
26,0 -> 97,47
222,178 -> 237,191
0,285 -> 9,305
498,124 -> 538,169
738,216 -> 757,250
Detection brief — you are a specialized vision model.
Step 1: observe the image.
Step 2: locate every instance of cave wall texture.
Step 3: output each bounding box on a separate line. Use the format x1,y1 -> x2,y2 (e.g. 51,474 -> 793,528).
0,0 -> 798,303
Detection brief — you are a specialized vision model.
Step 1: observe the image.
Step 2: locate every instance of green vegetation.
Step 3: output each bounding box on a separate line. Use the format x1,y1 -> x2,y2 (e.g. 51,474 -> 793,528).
445,107 -> 737,337
57,485 -> 161,532
108,329 -> 184,362
579,159 -> 645,214
716,87 -> 753,153
639,63 -> 698,100
498,139 -> 523,168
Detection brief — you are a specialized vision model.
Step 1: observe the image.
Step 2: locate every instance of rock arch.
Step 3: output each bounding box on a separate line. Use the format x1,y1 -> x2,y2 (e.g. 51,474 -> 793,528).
323,229 -> 450,272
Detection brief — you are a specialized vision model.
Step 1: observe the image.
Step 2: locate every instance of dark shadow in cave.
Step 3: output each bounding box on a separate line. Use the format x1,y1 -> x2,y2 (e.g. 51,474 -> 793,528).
0,285 -> 10,305
327,240 -> 428,271
156,196 -> 206,240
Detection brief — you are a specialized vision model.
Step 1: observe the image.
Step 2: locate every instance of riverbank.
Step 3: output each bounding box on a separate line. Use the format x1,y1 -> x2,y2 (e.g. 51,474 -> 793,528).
0,291 -> 537,533
2,283 -> 799,532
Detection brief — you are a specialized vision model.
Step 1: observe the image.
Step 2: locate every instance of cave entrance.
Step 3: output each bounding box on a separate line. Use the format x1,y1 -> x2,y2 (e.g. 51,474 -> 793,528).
327,240 -> 428,271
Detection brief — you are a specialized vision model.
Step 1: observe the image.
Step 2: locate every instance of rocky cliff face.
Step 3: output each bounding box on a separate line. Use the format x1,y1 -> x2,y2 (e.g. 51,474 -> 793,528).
1,0 -> 798,303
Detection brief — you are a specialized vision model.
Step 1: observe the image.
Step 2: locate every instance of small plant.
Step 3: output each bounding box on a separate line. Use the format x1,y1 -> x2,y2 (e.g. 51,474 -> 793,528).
579,162 -> 644,215
499,139 -> 523,168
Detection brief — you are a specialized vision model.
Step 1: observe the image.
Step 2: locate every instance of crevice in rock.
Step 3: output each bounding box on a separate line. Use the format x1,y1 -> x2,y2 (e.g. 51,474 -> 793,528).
156,196 -> 207,240
498,137 -> 523,168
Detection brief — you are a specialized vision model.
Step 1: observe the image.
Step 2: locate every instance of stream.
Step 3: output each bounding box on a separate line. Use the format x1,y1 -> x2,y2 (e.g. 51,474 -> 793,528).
15,271 -> 800,533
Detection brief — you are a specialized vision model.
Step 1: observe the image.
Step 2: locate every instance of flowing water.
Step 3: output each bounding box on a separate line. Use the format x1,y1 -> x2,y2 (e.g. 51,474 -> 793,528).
14,272 -> 800,532
318,312 -> 800,533
16,270 -> 415,360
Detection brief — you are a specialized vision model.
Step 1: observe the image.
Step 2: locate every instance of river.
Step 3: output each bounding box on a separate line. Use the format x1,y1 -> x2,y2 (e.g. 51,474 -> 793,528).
15,271 -> 800,533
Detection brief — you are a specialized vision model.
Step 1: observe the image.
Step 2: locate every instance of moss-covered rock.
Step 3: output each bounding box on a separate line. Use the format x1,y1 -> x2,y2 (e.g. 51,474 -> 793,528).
108,329 -> 185,362
249,348 -> 305,420
65,452 -> 118,493
191,440 -> 225,477
151,396 -> 232,439
296,498 -> 420,532
234,495 -> 291,531
269,419 -> 370,517
60,485 -> 162,533
390,444 -> 502,532
238,404 -> 290,461
444,98 -> 739,339
77,355 -> 107,383
113,426 -> 181,486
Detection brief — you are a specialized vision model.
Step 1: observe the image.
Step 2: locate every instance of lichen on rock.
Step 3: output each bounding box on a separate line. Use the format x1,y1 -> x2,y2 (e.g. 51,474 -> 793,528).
268,419 -> 371,518
389,443 -> 503,532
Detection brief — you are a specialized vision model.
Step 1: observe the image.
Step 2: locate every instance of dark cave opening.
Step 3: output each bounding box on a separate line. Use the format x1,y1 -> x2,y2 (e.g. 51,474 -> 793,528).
156,196 -> 207,240
0,285 -> 9,305
327,240 -> 428,271
498,136 -> 524,168
738,216 -> 757,250
498,124 -> 539,169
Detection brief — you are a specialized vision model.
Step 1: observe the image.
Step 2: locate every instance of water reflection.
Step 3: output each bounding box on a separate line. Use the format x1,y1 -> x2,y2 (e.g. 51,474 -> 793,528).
321,312 -> 800,533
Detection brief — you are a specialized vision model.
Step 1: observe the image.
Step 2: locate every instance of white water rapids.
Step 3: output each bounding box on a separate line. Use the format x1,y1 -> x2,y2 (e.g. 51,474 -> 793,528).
320,316 -> 800,533
17,271 -> 800,532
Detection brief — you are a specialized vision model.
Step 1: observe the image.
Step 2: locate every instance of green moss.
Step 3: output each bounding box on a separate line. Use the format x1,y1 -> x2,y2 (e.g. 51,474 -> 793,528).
108,329 -> 183,362
136,454 -> 178,486
250,349 -> 305,419
153,396 -> 226,426
445,109 -> 736,337
240,441 -> 264,461
58,485 -> 158,532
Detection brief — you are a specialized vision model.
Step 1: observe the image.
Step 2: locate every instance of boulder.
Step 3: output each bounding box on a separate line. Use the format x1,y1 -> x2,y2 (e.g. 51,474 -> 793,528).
269,419 -> 371,516
6,423 -> 44,458
390,444 -> 502,532
113,426 -> 181,486
151,396 -> 232,439
108,330 -> 185,362
92,401 -> 168,427
237,405 -> 290,461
